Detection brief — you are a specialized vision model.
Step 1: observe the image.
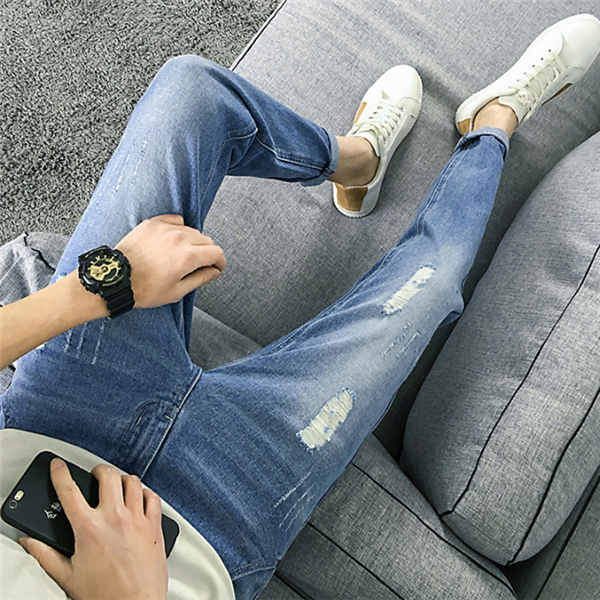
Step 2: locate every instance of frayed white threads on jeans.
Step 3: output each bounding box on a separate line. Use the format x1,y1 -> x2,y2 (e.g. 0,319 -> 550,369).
382,265 -> 436,315
297,388 -> 355,450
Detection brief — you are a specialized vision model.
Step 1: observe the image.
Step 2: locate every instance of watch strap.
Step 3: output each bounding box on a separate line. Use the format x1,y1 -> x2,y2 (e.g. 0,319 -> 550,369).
104,284 -> 135,319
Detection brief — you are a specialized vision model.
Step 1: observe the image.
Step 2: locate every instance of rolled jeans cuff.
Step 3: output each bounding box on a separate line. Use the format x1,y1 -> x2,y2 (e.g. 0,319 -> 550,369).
300,128 -> 340,187
455,126 -> 510,161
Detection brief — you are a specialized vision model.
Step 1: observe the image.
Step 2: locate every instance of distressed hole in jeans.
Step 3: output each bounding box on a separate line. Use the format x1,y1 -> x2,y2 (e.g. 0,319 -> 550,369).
382,265 -> 436,315
297,388 -> 354,451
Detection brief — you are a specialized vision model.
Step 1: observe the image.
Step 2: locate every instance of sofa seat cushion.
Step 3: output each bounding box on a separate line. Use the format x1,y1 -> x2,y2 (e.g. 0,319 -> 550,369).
401,130 -> 600,565
532,471 -> 600,599
195,0 -> 600,459
197,0 -> 600,351
259,435 -> 516,600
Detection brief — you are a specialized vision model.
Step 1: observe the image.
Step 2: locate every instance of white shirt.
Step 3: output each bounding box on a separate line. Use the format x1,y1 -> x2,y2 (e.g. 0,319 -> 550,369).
0,428 -> 235,600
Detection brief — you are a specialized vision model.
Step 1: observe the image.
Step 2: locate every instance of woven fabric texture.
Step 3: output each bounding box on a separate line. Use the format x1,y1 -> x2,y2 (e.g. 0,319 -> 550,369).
0,0 -> 281,247
402,131 -> 600,565
261,436 -> 516,600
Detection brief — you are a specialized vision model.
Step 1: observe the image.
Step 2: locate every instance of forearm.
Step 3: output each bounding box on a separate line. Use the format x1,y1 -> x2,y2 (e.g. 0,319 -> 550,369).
0,270 -> 109,371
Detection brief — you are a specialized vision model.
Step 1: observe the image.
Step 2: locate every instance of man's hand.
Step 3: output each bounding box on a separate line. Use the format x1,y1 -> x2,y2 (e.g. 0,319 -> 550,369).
19,458 -> 169,600
115,213 -> 227,309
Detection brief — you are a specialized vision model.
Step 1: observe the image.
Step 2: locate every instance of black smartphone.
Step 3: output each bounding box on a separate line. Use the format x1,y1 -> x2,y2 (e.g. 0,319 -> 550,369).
1,451 -> 179,558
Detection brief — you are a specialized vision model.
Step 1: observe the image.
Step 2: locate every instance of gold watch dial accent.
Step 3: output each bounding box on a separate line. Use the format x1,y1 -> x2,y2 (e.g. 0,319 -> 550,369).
89,254 -> 122,283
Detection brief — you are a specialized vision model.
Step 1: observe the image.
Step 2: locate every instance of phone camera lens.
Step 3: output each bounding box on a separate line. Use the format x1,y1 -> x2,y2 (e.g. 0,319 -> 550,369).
8,500 -> 18,509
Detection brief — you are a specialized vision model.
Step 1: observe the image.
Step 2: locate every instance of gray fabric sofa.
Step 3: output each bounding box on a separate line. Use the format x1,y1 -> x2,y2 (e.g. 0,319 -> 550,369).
2,0 -> 600,597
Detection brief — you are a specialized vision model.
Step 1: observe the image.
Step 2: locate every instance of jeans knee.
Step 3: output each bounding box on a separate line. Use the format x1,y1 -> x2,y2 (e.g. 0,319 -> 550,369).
144,55 -> 231,129
157,55 -> 221,96
161,54 -> 212,76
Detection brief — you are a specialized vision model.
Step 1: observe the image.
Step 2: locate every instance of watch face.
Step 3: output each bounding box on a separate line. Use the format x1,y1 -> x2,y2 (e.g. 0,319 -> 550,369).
86,251 -> 124,285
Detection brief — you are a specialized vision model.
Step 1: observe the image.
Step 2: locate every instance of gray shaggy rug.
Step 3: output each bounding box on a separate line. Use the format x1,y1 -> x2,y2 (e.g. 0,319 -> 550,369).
0,0 -> 281,246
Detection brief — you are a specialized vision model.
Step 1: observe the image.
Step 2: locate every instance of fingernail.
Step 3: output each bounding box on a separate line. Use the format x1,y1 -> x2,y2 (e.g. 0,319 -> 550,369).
18,537 -> 29,549
51,458 -> 65,470
211,271 -> 221,282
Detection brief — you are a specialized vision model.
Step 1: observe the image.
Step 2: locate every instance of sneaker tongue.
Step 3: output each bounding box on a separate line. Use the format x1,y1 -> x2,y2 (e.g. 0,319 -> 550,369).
350,91 -> 391,158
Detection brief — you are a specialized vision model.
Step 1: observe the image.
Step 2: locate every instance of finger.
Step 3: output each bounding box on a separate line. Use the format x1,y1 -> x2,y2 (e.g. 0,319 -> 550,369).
180,266 -> 222,293
49,459 -> 90,527
143,489 -> 162,524
151,214 -> 214,245
183,227 -> 214,245
191,233 -> 215,246
150,214 -> 214,246
185,244 -> 227,274
122,474 -> 144,514
19,537 -> 72,589
91,464 -> 125,508
150,213 -> 184,226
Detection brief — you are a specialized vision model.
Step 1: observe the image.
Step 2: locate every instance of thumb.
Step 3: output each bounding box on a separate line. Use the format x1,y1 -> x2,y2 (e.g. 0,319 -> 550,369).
19,537 -> 72,587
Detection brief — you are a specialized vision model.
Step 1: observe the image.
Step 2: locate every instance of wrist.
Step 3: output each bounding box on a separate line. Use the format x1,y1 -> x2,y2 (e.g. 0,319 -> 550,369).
63,270 -> 110,323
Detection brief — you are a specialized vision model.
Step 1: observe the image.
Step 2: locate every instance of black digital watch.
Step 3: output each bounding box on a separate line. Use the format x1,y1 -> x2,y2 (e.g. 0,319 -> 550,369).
77,246 -> 135,319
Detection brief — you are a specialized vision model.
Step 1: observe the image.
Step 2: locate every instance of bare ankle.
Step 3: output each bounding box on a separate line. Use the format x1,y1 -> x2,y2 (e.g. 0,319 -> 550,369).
329,136 -> 379,187
473,99 -> 518,138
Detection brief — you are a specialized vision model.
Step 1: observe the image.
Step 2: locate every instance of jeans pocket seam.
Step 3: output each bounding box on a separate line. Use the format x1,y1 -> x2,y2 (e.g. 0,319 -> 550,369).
2,394 -> 14,428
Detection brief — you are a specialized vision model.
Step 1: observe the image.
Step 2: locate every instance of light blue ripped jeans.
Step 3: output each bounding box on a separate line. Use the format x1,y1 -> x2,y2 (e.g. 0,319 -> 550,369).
0,55 -> 509,599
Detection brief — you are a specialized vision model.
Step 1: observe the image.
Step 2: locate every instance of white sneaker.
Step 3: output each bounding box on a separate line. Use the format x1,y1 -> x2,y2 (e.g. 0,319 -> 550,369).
455,14 -> 600,135
334,65 -> 422,218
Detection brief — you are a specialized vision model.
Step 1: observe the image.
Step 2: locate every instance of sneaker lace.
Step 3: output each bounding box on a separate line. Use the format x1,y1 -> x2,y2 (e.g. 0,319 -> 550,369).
507,50 -> 565,117
349,94 -> 404,142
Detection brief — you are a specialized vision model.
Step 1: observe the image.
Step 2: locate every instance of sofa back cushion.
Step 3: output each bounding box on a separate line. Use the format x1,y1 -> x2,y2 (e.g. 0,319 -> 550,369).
401,131 -> 600,565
